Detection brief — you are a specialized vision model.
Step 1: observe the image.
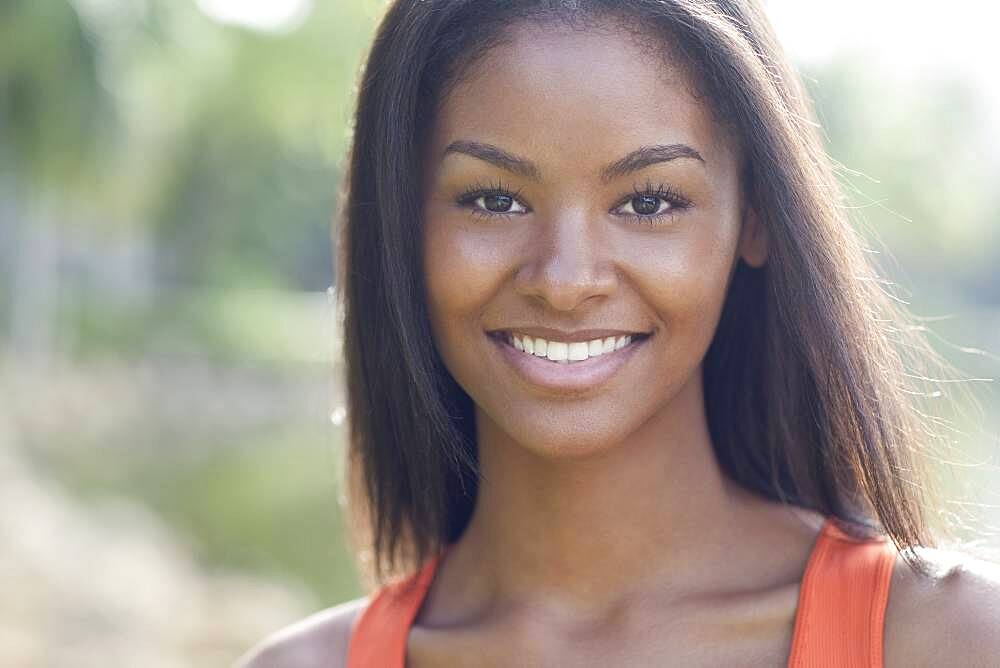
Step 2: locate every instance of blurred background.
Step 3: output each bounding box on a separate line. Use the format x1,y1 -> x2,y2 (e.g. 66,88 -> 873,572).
1,0 -> 998,665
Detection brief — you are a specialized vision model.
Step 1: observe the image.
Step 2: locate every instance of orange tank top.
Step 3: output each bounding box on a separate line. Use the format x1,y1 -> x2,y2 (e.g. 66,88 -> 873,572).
347,517 -> 897,667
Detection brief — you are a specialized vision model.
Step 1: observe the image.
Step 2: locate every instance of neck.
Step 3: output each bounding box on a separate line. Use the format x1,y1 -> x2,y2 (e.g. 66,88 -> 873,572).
448,370 -> 757,618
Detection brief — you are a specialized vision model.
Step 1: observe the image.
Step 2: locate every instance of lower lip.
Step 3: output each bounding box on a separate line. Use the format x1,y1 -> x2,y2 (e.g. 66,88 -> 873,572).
488,333 -> 649,395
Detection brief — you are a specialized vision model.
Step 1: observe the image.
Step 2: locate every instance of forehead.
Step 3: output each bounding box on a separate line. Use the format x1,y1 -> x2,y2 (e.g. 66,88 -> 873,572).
426,20 -> 737,174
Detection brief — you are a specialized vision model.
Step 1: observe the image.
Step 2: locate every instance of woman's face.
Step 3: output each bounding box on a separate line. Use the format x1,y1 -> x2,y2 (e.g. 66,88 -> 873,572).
421,20 -> 767,459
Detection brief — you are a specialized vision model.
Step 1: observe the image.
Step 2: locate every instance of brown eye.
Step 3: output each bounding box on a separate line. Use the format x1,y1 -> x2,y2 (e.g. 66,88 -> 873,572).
614,183 -> 691,224
457,180 -> 529,220
631,195 -> 661,216
461,190 -> 528,218
482,193 -> 514,212
619,194 -> 671,218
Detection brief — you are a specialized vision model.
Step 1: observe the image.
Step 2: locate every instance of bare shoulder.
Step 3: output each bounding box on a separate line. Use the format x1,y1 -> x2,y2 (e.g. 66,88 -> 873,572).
234,596 -> 370,668
885,546 -> 1000,667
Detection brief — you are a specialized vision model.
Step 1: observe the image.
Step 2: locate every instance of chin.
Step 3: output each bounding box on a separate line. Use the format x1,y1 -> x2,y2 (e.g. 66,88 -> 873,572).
482,403 -> 651,461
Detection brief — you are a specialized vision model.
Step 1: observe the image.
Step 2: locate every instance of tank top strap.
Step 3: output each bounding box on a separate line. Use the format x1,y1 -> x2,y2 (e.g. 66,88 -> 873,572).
787,518 -> 897,668
346,553 -> 442,668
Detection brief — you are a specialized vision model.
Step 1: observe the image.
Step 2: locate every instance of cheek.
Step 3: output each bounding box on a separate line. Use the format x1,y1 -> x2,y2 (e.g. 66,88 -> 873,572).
422,214 -> 522,408
422,213 -> 509,342
628,224 -> 737,337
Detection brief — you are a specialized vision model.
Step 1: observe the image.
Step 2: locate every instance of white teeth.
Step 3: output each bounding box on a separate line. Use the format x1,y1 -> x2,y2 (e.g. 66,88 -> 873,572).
546,341 -> 568,362
506,332 -> 639,363
533,338 -> 547,356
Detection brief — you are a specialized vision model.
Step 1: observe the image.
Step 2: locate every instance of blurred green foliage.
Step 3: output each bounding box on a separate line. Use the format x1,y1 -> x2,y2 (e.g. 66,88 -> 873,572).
2,0 -> 381,606
27,412 -> 360,602
2,0 -> 381,290
0,1 -> 108,190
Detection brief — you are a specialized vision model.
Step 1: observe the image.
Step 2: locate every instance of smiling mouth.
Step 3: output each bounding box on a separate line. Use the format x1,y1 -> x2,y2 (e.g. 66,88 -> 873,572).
488,330 -> 652,364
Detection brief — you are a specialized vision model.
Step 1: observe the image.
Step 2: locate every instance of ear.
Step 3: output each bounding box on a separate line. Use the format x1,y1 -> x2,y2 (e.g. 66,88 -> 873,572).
738,206 -> 769,268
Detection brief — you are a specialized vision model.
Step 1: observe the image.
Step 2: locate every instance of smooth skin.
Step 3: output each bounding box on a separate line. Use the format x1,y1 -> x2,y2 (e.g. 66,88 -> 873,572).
239,18 -> 1000,668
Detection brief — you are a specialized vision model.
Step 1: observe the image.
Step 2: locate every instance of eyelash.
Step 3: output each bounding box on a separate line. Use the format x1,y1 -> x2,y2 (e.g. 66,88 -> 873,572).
455,178 -> 692,225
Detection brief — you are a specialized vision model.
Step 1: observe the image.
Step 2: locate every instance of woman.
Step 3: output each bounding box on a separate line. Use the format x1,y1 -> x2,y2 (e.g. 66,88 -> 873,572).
240,0 -> 1000,665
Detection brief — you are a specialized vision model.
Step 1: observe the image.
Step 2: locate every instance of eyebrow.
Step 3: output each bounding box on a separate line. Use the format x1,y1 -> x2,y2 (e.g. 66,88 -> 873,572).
442,140 -> 705,183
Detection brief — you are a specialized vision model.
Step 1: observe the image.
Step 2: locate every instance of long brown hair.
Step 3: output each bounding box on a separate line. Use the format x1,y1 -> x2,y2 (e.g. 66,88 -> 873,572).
337,0 -> 953,585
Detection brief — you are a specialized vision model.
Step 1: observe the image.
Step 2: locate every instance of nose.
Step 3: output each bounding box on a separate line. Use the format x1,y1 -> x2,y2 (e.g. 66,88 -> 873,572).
513,208 -> 618,311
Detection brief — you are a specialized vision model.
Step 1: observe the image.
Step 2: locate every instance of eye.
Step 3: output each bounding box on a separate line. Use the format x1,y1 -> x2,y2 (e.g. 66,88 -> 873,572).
474,192 -> 528,215
621,194 -> 669,216
457,179 -> 529,220
614,182 -> 691,224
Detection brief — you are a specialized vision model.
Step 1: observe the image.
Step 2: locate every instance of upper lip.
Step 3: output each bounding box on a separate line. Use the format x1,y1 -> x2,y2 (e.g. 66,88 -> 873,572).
488,327 -> 652,343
